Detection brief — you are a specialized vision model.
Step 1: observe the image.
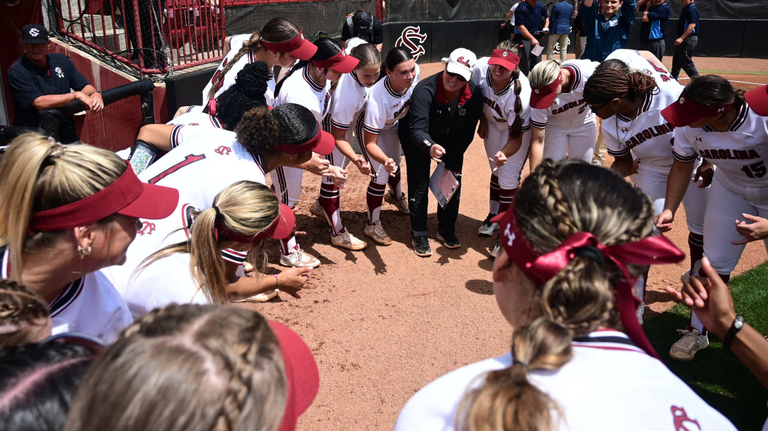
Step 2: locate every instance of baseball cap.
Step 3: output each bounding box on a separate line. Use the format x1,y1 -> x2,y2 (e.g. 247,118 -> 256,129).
443,48 -> 477,82
661,92 -> 732,127
353,11 -> 373,37
29,165 -> 179,233
261,32 -> 317,61
21,24 -> 49,45
530,73 -> 563,109
745,84 -> 768,116
269,321 -> 320,431
215,203 -> 295,243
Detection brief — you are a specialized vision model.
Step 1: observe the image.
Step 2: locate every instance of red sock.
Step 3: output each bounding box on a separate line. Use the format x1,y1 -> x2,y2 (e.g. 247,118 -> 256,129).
498,187 -> 517,214
319,183 -> 344,236
367,181 -> 386,224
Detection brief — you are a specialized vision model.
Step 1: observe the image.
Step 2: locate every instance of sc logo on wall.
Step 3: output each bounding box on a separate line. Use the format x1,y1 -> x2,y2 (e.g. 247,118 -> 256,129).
395,26 -> 428,60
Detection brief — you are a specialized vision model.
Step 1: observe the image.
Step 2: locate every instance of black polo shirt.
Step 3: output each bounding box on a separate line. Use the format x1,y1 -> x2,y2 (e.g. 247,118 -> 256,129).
341,15 -> 384,44
8,53 -> 90,128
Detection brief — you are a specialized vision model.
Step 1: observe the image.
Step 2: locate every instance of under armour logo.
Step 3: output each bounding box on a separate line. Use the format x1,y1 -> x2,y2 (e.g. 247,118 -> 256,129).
189,123 -> 199,126
504,224 -> 515,247
215,146 -> 232,155
679,96 -> 685,104
457,56 -> 470,67
138,221 -> 156,236
534,89 -> 540,94
717,106 -> 727,112
29,28 -> 39,37
54,67 -> 64,78
695,137 -> 702,142
622,128 -> 629,133
671,406 -> 701,431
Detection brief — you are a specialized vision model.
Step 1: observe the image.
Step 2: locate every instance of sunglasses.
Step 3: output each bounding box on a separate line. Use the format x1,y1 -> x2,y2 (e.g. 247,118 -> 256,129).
587,101 -> 609,112
446,71 -> 468,83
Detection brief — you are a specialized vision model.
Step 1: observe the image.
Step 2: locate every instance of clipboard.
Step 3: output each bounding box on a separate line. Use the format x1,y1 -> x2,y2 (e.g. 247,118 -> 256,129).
429,162 -> 460,208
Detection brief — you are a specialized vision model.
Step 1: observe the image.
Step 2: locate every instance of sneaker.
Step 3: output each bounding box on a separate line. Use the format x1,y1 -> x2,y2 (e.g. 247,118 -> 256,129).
592,158 -> 605,167
436,231 -> 461,249
477,214 -> 499,237
412,236 -> 432,257
331,231 -> 367,251
384,193 -> 410,214
636,301 -> 645,326
490,238 -> 501,259
279,247 -> 321,268
364,221 -> 392,245
669,328 -> 710,361
310,200 -> 325,219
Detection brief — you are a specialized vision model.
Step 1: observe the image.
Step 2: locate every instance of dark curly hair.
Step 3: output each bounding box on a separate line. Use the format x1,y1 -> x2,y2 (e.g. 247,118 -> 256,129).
216,61 -> 269,130
235,103 -> 319,157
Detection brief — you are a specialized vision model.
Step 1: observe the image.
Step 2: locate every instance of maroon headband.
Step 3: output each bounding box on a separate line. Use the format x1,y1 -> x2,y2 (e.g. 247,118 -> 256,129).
493,204 -> 685,359
261,33 -> 307,52
30,168 -> 142,232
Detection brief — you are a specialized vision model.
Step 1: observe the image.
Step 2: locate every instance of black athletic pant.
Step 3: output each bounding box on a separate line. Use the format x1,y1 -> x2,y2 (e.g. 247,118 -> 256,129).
401,141 -> 463,239
671,35 -> 699,79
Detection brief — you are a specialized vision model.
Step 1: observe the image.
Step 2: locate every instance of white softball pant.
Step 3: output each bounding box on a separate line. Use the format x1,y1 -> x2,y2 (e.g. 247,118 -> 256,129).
635,168 -> 709,235
542,119 -> 598,164
360,126 -> 402,185
702,172 -> 768,275
484,126 -> 531,189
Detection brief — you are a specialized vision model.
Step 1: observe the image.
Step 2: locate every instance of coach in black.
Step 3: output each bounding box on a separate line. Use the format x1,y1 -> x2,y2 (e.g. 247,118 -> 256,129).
671,0 -> 700,80
8,24 -> 102,143
399,48 -> 484,257
341,9 -> 384,51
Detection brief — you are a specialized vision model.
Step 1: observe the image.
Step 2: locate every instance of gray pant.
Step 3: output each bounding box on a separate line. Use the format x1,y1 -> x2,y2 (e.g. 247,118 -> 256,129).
640,39 -> 666,63
672,35 -> 699,79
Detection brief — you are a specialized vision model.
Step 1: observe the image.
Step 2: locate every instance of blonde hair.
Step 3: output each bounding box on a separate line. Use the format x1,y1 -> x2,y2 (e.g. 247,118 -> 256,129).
494,40 -> 525,138
0,280 -> 51,347
64,304 -> 287,431
528,60 -> 562,89
139,181 -> 281,304
0,133 -> 128,281
458,160 -> 656,431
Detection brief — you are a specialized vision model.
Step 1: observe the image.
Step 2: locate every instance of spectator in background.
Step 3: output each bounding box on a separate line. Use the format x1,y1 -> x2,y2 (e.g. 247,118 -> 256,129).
638,0 -> 670,62
341,9 -> 384,51
500,0 -> 525,38
8,24 -> 103,143
671,0 -> 700,80
579,0 -> 637,61
514,0 -> 550,74
572,14 -> 588,59
547,0 -> 574,61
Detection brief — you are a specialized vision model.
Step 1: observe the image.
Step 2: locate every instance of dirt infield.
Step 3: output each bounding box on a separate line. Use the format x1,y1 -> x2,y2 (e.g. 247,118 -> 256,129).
244,56 -> 768,431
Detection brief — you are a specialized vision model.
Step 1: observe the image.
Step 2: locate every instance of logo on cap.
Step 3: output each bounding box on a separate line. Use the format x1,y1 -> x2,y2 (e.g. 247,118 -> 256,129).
29,28 -> 39,37
502,52 -> 508,57
679,96 -> 685,104
504,224 -> 515,246
717,107 -> 726,112
534,89 -> 540,94
457,56 -> 470,68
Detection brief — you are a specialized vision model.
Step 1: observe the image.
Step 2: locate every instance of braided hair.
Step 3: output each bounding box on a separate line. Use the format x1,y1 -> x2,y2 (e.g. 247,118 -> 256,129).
458,160 -> 656,431
496,40 -> 525,138
0,279 -> 50,347
216,61 -> 270,130
63,304 -> 287,431
583,68 -> 658,105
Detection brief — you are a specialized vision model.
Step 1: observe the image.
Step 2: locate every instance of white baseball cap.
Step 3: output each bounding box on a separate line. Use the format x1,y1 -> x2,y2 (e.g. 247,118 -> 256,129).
442,48 -> 476,82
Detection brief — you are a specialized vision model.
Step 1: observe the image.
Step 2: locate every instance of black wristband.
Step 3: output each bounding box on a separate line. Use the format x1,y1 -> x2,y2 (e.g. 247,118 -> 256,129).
723,314 -> 745,350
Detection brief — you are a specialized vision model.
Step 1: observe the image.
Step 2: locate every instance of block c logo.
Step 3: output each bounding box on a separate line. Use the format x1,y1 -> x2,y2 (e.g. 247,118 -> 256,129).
395,26 -> 428,60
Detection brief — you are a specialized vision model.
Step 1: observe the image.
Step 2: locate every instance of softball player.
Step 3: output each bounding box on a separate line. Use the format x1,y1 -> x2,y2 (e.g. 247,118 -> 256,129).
583,50 -> 709,313
395,160 -> 736,431
201,17 -> 316,108
270,37 -> 358,262
309,42 -> 382,251
358,46 -> 419,245
657,77 -> 768,361
528,58 -> 599,169
471,40 -> 531,257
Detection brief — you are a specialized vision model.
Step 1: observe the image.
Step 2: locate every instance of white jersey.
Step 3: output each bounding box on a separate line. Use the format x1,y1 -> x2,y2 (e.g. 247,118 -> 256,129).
362,64 -> 420,134
275,65 -> 332,125
673,102 -> 768,197
166,111 -> 224,149
202,34 -> 276,106
102,129 -> 266,298
530,59 -> 598,128
1,249 -> 132,343
602,72 -> 684,176
472,57 -> 531,133
330,70 -> 369,132
395,330 -> 736,431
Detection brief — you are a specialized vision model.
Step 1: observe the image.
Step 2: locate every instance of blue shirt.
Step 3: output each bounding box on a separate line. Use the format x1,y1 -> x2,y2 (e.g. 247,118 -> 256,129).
550,1 -> 574,34
677,3 -> 699,36
640,1 -> 670,41
579,0 -> 638,62
8,53 -> 90,128
515,1 -> 548,35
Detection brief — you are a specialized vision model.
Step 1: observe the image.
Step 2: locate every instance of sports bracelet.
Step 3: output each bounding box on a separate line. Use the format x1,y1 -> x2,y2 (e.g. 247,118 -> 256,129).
723,314 -> 745,350
274,273 -> 279,288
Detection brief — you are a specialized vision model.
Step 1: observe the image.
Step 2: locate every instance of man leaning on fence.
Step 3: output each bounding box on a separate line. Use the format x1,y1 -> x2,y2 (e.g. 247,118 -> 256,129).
7,24 -> 103,143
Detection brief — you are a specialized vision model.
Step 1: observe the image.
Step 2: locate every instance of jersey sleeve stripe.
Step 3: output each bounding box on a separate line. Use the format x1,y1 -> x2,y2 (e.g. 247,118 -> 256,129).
331,119 -> 350,130
362,124 -> 382,135
530,119 -> 547,129
171,125 -> 184,149
673,150 -> 698,162
608,147 -> 630,157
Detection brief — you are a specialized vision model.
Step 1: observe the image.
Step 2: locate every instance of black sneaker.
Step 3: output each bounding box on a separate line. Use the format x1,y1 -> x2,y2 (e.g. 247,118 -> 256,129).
412,236 -> 432,257
436,231 -> 461,249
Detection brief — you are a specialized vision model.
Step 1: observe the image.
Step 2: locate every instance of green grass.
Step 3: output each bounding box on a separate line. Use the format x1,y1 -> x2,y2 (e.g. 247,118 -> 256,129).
646,262 -> 768,430
695,70 -> 768,77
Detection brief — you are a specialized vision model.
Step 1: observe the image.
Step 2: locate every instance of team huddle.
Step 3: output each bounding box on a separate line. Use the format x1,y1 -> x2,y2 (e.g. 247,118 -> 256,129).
1,11 -> 766,431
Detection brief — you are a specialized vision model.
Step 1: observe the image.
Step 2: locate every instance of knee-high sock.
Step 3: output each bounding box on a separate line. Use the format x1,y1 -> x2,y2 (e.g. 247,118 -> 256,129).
367,181 -> 386,224
498,187 -> 517,214
688,232 -> 704,276
280,235 -> 298,255
489,174 -> 501,215
387,166 -> 403,199
689,310 -> 707,335
320,182 -> 344,236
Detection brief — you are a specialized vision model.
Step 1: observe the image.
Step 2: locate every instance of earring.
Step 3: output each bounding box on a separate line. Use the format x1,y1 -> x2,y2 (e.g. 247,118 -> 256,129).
77,245 -> 92,259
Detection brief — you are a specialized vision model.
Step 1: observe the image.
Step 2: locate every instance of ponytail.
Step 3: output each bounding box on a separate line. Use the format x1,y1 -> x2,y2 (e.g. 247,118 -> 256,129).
509,68 -> 524,139
208,32 -> 262,102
